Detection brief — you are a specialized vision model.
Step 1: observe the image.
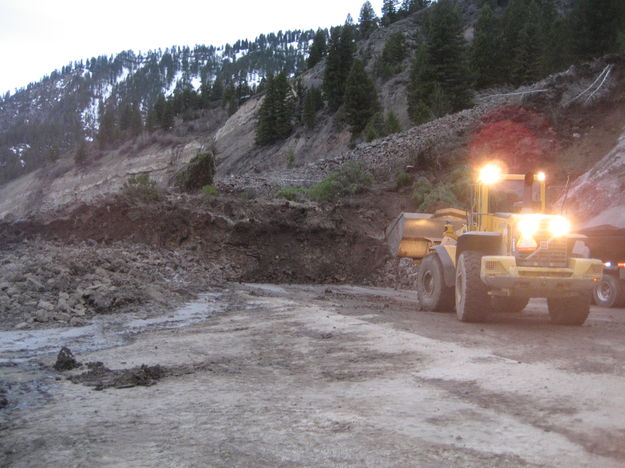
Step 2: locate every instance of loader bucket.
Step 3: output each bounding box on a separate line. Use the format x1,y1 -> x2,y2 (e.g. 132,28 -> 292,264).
385,208 -> 467,260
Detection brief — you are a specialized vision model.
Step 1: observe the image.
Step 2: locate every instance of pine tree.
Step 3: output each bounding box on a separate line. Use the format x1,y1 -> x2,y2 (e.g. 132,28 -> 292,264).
323,25 -> 355,111
511,2 -> 542,86
379,32 -> 407,78
399,0 -> 430,18
359,1 -> 379,39
255,71 -> 294,145
382,0 -> 399,26
501,0 -> 529,83
344,59 -> 380,134
303,87 -> 323,129
98,104 -> 117,149
407,0 -> 471,124
569,0 -> 625,61
471,3 -> 505,89
307,29 -> 327,69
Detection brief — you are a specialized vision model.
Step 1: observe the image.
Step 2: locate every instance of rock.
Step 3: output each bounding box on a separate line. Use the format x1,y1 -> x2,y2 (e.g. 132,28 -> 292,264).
14,322 -> 29,330
73,304 -> 87,317
34,310 -> 49,323
69,317 -> 86,327
54,312 -> 71,323
0,282 -> 10,291
57,294 -> 70,313
25,275 -> 45,291
37,300 -> 55,311
53,347 -> 80,371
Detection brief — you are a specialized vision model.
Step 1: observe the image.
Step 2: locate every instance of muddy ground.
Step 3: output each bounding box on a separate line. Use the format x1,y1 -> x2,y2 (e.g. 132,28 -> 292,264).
2,283 -> 625,467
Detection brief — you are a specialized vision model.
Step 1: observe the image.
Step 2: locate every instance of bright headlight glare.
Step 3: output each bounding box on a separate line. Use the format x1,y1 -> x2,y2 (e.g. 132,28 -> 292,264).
479,164 -> 502,185
549,216 -> 571,238
518,215 -> 540,238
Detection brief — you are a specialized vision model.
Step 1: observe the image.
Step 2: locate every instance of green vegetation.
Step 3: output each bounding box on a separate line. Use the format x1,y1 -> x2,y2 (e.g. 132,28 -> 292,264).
256,70 -> 295,145
276,187 -> 305,201
344,59 -> 380,134
378,32 -> 407,79
175,151 -> 216,192
123,174 -> 161,201
202,184 -> 219,197
411,167 -> 470,211
307,162 -> 373,201
395,170 -> 414,190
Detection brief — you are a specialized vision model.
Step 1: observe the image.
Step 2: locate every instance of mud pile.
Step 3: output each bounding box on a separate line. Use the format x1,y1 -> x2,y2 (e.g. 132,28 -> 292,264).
0,238 -> 226,330
0,192 -> 399,329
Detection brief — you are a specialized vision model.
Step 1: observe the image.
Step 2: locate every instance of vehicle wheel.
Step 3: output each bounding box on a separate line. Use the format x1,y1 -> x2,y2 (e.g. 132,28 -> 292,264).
593,274 -> 625,308
547,295 -> 591,326
455,251 -> 491,322
416,254 -> 454,312
491,296 -> 529,313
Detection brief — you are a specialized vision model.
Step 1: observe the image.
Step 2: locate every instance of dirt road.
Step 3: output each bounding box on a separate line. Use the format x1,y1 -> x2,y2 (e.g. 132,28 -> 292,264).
2,284 -> 625,467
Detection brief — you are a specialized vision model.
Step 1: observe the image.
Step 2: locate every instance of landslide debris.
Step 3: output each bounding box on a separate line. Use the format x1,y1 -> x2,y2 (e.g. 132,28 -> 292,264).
53,347 -> 81,371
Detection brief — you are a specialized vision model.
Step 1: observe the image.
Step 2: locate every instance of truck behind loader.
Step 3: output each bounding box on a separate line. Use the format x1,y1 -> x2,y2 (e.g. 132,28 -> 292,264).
386,164 -> 603,325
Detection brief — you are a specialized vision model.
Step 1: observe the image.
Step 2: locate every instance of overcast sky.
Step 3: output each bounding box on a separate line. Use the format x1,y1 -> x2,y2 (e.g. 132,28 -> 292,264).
0,0 -> 376,95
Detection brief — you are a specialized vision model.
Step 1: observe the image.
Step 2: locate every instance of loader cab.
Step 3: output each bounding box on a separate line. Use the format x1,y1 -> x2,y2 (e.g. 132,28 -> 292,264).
471,164 -> 547,231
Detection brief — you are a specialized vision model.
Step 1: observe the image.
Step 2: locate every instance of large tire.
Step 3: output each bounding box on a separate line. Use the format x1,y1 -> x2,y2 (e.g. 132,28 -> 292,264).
547,295 -> 591,326
455,251 -> 491,322
593,274 -> 625,308
491,296 -> 529,314
416,254 -> 454,312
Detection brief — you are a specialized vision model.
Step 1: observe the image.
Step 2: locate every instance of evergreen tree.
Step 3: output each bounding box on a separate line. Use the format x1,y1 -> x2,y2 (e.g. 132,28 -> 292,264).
98,104 -> 117,149
344,59 -> 380,134
359,1 -> 379,39
379,32 -> 407,78
471,3 -> 505,89
303,87 -> 323,129
255,71 -> 294,145
511,2 -> 542,86
569,0 -> 625,60
407,0 -> 471,124
501,0 -> 529,83
161,101 -> 174,130
323,25 -> 355,111
382,0 -> 399,26
307,29 -> 327,69
385,110 -> 402,135
399,0 -> 430,18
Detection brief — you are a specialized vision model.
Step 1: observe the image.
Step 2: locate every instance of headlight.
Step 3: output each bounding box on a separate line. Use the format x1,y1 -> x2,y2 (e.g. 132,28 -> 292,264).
518,215 -> 540,238
478,163 -> 502,185
549,216 -> 570,238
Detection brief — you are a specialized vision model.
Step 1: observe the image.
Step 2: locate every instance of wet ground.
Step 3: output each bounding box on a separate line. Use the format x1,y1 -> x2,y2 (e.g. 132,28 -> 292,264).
2,283 -> 625,467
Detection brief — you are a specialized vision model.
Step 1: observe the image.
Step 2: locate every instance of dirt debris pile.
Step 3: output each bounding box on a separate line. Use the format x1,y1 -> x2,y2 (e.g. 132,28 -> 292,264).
0,239 -> 226,330
70,362 -> 166,390
53,347 -> 81,371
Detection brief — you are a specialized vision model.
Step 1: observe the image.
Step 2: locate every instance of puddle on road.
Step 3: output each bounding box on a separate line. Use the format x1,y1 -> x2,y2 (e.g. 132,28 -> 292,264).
0,289 -> 227,424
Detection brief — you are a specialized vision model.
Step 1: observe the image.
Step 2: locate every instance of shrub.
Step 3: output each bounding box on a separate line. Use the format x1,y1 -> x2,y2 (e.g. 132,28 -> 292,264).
202,184 -> 219,197
175,151 -> 216,192
308,162 -> 373,201
412,176 -> 434,206
123,174 -> 161,201
276,187 -> 304,201
395,171 -> 413,190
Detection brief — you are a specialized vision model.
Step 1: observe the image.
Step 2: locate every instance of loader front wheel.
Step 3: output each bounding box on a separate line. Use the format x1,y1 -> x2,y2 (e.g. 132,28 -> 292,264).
547,295 -> 591,326
455,251 -> 491,322
417,254 -> 454,312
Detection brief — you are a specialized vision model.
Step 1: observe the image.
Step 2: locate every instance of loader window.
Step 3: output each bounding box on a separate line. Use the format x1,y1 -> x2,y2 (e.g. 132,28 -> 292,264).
490,180 -> 540,213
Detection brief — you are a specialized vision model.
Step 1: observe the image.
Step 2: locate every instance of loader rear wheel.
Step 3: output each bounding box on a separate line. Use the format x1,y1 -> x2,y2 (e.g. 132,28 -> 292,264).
593,274 -> 625,308
547,295 -> 591,326
491,296 -> 529,314
455,251 -> 491,322
416,254 -> 454,312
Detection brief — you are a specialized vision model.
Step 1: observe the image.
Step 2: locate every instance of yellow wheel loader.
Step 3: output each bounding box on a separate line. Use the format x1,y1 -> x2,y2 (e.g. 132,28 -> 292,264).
386,163 -> 603,325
